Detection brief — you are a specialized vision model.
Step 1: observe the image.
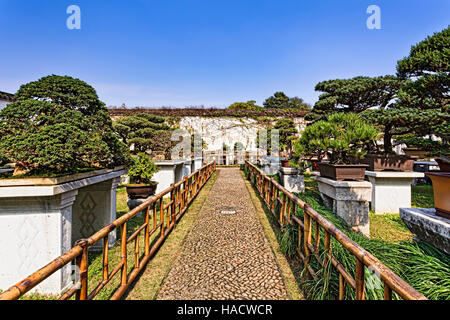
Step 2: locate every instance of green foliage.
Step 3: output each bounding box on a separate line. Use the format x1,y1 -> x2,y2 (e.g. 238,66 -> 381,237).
234,141 -> 245,151
399,136 -> 449,156
312,76 -> 403,115
256,118 -> 298,156
0,76 -> 130,175
263,92 -> 310,109
128,153 -> 159,184
227,100 -> 263,111
113,113 -> 174,156
294,113 -> 378,164
396,26 -> 449,140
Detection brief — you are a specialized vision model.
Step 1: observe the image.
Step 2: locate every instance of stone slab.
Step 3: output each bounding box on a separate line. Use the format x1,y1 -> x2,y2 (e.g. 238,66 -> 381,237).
366,171 -> 424,214
400,208 -> 450,254
279,170 -> 304,193
0,169 -> 127,198
317,176 -> 372,236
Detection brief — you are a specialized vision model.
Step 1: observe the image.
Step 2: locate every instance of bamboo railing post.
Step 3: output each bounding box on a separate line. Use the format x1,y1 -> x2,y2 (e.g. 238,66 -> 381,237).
134,234 -> 139,270
120,223 -> 128,286
144,207 -> 150,255
102,236 -> 109,281
159,198 -> 164,235
303,204 -> 312,270
384,283 -> 393,300
170,183 -> 176,226
355,258 -> 366,300
75,239 -> 88,300
339,274 -> 346,300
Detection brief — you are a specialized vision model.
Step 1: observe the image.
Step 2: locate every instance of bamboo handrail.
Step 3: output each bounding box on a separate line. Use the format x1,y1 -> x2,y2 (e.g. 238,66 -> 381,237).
0,161 -> 216,301
244,161 -> 427,300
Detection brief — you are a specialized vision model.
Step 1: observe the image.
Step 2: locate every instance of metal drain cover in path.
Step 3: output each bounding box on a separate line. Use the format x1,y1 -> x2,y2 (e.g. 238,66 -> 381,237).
219,206 -> 239,215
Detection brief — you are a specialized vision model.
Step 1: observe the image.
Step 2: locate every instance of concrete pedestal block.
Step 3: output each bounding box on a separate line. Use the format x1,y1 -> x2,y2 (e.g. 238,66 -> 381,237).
0,168 -> 125,294
317,177 -> 372,236
400,208 -> 450,254
366,171 -> 424,214
153,160 -> 185,194
279,167 -> 304,193
183,159 -> 193,177
191,157 -> 203,172
72,177 -> 121,250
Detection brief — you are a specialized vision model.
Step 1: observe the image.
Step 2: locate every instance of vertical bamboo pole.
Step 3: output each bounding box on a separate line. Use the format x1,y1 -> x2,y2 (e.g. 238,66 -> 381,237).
134,235 -> 139,270
120,223 -> 127,286
75,239 -> 88,300
153,203 -> 157,230
339,273 -> 346,300
384,283 -> 392,300
170,183 -> 176,226
355,259 -> 366,300
159,198 -> 164,236
144,207 -> 150,256
303,204 -> 312,269
314,220 -> 320,254
102,236 -> 109,281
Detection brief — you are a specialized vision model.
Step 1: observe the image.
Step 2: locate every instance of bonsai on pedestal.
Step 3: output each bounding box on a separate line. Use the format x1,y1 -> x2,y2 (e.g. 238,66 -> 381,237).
126,153 -> 160,201
294,113 -> 378,181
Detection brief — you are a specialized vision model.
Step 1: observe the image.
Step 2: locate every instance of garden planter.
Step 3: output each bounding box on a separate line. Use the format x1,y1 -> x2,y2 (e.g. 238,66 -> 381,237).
436,158 -> 450,172
318,162 -> 368,181
425,172 -> 450,219
403,148 -> 428,159
280,159 -> 290,168
126,182 -> 158,199
360,154 -> 416,172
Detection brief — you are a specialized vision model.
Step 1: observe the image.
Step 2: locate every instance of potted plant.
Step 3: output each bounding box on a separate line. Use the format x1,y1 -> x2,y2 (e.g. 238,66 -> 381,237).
126,153 -> 160,199
294,113 -> 378,181
426,171 -> 450,219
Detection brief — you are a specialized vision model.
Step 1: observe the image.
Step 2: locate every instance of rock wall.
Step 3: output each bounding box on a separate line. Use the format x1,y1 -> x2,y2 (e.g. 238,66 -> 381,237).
178,116 -> 307,151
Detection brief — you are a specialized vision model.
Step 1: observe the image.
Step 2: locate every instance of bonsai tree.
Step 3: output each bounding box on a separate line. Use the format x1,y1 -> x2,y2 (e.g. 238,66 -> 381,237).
0,75 -> 130,176
309,75 -> 406,154
113,113 -> 175,158
293,113 -> 379,165
396,26 -> 449,142
128,153 -> 159,185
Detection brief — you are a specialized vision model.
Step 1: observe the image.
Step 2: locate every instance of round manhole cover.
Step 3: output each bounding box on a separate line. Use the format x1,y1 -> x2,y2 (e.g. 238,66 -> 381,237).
219,206 -> 240,215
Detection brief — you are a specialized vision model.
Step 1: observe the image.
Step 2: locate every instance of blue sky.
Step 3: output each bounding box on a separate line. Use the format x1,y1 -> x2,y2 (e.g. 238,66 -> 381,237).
0,1 -> 448,108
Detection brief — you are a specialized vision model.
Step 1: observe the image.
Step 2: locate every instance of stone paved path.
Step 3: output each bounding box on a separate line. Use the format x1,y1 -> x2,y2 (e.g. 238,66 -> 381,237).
156,168 -> 289,300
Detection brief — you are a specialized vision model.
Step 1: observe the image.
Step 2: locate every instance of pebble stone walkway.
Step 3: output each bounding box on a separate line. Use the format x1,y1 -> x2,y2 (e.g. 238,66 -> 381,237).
156,168 -> 289,300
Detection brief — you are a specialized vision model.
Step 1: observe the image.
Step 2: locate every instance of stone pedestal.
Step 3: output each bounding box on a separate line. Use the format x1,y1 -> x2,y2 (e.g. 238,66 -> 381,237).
153,160 -> 185,194
191,157 -> 203,172
0,167 -> 125,294
316,177 -> 372,236
279,167 -> 304,193
366,171 -> 424,214
183,159 -> 193,177
400,208 -> 450,254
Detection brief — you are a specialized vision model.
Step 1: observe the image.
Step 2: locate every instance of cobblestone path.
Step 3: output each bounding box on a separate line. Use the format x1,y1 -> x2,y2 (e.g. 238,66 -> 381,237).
156,168 -> 289,300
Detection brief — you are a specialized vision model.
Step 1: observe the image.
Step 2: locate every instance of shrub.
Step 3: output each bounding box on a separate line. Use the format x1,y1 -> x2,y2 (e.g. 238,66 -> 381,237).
293,113 -> 378,164
0,76 -> 130,176
128,153 -> 160,184
113,113 -> 175,157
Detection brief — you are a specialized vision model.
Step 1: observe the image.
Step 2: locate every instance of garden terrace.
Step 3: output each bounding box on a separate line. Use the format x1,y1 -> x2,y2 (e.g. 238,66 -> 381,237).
108,107 -> 309,119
